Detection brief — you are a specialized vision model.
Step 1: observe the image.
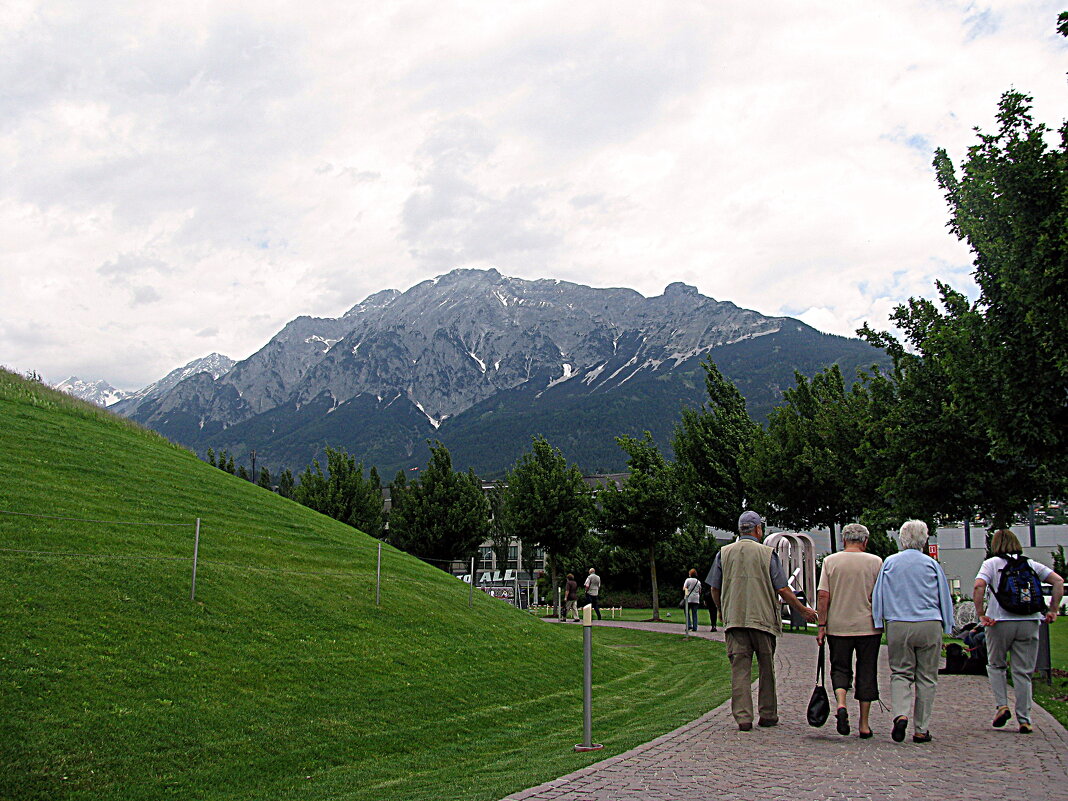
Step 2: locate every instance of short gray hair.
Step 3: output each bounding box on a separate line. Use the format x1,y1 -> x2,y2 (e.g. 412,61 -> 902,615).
841,523 -> 870,544
898,520 -> 928,551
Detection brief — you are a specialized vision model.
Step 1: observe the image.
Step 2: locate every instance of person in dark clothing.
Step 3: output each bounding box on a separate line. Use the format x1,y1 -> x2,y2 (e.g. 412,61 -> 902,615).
563,574 -> 579,622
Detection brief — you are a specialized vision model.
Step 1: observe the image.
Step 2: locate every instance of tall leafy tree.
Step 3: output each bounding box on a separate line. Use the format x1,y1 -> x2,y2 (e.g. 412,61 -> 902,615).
928,87 -> 1067,491
858,320 -> 1031,531
672,358 -> 760,532
486,482 -> 513,573
744,365 -> 866,551
294,447 -> 384,537
599,433 -> 682,621
277,469 -> 295,499
257,467 -> 272,490
502,436 -> 592,612
388,442 -> 490,567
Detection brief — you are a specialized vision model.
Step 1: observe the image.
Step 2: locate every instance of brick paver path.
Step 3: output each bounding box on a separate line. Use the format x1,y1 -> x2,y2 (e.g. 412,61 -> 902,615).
501,621 -> 1068,800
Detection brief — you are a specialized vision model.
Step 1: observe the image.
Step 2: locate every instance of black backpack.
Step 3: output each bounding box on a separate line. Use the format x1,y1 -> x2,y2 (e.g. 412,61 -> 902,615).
993,555 -> 1047,615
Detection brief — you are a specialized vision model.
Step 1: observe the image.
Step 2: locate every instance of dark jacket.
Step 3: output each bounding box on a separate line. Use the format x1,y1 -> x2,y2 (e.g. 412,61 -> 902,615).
565,579 -> 578,601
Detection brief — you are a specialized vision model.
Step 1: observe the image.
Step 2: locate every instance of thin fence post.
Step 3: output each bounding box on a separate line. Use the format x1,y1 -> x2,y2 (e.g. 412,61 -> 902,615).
469,557 -> 475,608
376,542 -> 382,606
190,518 -> 201,601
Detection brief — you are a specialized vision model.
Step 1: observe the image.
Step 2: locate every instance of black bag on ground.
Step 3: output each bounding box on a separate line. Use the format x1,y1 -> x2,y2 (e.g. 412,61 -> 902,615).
807,642 -> 830,727
994,554 -> 1047,615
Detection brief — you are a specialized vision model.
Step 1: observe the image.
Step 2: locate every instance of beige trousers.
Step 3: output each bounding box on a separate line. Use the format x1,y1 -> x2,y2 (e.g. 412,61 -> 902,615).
886,620 -> 942,734
725,628 -> 778,726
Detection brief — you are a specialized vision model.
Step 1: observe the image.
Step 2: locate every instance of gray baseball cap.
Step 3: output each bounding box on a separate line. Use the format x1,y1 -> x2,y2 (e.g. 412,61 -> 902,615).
738,510 -> 763,530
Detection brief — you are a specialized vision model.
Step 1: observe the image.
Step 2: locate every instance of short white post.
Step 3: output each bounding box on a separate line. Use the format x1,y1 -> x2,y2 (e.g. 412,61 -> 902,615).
469,557 -> 475,608
376,542 -> 382,606
190,518 -> 201,601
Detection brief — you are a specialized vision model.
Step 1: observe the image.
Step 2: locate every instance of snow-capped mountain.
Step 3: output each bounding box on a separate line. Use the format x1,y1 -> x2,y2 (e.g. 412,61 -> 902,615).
114,269 -> 886,476
55,377 -> 130,407
110,353 -> 235,416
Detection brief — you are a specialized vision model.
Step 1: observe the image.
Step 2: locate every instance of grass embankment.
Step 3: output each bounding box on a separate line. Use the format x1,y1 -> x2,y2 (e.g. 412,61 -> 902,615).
0,370 -> 730,801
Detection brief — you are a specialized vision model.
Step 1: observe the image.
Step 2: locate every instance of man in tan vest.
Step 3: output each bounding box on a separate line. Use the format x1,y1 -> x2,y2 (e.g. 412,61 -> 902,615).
709,511 -> 817,730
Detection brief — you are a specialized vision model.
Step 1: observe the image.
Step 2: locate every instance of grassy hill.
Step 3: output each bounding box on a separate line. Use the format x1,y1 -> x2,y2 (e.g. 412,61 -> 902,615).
0,370 -> 728,801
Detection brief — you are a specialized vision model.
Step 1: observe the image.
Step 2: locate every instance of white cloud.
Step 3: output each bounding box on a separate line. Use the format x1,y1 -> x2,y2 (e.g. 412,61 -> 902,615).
1,0 -> 1065,387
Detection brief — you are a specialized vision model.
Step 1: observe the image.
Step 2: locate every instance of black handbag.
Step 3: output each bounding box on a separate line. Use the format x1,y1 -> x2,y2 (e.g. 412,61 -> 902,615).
807,642 -> 830,727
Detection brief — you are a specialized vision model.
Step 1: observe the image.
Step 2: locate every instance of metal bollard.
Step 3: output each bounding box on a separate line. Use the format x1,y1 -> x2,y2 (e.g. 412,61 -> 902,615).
574,604 -> 604,752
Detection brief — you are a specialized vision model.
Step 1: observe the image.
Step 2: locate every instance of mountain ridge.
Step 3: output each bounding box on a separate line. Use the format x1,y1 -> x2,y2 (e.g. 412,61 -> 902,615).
111,268 -> 888,476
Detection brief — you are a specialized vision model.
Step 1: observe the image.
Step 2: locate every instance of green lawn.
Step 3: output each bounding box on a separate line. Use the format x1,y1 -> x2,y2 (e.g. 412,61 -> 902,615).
0,370 -> 730,801
1033,618 -> 1068,728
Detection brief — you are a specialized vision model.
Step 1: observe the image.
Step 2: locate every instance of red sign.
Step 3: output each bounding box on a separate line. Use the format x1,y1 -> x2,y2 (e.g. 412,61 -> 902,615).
928,544 -> 939,560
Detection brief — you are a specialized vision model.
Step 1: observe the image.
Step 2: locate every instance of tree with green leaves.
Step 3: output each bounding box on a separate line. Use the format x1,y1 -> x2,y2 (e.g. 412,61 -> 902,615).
388,441 -> 490,567
277,468 -> 295,499
486,482 -> 512,573
294,447 -> 383,537
599,432 -> 683,621
502,436 -> 592,613
927,87 -> 1067,493
672,358 -> 760,533
858,320 -> 1031,532
257,467 -> 272,490
744,365 -> 867,551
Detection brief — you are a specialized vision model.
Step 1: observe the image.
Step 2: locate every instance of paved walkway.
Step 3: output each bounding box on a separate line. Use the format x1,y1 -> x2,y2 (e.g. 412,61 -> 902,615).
501,621 -> 1068,801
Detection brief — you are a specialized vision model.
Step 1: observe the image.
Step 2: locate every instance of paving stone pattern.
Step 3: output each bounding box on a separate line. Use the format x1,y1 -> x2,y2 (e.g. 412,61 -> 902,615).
501,621 -> 1068,801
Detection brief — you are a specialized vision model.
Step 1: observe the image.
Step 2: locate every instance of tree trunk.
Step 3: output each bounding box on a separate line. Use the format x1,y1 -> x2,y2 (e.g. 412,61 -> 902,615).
649,547 -> 660,621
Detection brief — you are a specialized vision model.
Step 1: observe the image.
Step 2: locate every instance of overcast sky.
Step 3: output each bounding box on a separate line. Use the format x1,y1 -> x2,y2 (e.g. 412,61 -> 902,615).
2,1 -> 1065,390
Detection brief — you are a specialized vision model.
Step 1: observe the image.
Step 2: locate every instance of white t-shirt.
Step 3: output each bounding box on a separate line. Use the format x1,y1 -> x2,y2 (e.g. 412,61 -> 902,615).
976,555 -> 1053,621
683,577 -> 702,603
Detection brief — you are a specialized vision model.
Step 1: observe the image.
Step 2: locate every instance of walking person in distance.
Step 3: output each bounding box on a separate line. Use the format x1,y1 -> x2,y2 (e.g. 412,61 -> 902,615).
683,569 -> 702,632
563,573 -> 579,622
584,567 -> 602,621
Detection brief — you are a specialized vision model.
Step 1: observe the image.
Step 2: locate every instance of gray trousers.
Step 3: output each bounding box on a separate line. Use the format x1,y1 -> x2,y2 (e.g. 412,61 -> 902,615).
725,628 -> 778,726
886,620 -> 942,734
985,619 -> 1041,725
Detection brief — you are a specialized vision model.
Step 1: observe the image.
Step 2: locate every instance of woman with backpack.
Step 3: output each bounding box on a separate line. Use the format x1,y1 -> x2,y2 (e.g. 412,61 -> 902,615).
973,529 -> 1064,734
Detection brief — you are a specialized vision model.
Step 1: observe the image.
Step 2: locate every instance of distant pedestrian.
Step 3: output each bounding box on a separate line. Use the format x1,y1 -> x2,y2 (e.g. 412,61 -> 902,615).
973,529 -> 1064,734
683,569 -> 702,632
708,511 -> 817,731
871,520 -> 954,744
815,523 -> 883,738
563,573 -> 579,622
584,567 -> 602,620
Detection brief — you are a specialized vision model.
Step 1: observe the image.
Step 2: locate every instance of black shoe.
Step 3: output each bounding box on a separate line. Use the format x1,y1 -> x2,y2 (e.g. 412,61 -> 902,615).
859,730 -> 874,739
757,718 -> 778,727
992,706 -> 1011,728
912,731 -> 932,743
738,722 -> 752,731
892,716 -> 908,742
836,707 -> 850,736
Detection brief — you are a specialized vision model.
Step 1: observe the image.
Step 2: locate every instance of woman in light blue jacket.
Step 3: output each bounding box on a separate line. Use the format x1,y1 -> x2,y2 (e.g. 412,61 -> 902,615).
871,520 -> 954,744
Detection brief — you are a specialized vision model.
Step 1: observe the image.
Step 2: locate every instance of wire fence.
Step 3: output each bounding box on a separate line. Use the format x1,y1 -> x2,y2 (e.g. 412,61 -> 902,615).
0,508 -> 527,609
